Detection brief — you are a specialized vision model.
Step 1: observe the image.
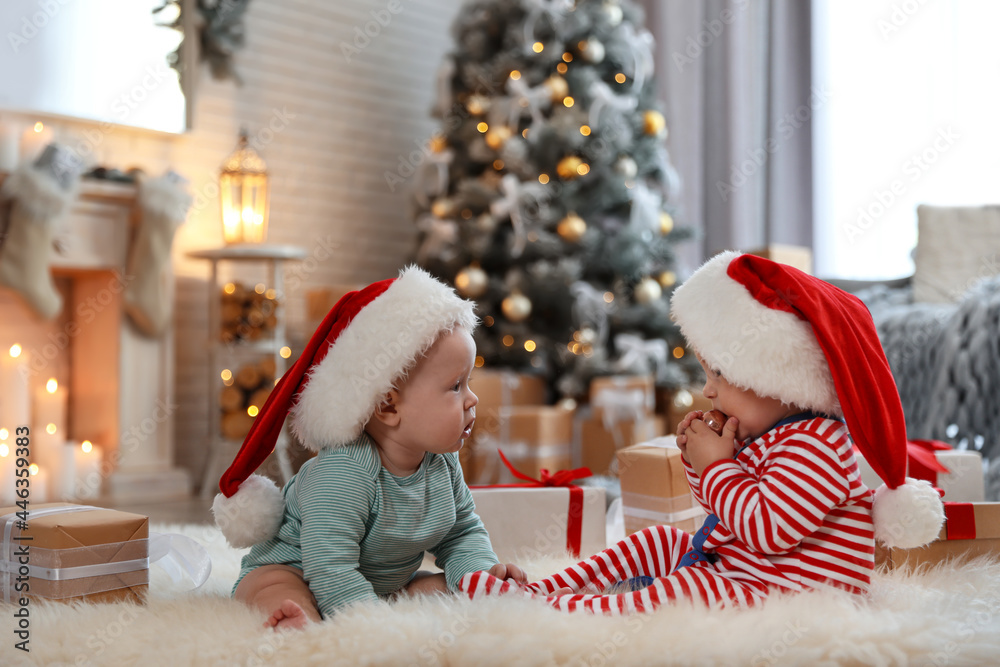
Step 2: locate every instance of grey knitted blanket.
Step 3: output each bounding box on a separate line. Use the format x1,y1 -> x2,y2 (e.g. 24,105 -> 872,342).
856,275 -> 1000,497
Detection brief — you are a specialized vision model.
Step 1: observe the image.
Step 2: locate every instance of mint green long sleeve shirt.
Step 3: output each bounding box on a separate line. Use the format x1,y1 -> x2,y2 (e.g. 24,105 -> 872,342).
236,433 -> 498,617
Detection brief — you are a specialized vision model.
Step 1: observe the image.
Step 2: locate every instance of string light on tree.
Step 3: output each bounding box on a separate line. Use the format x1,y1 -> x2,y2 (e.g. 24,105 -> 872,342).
501,291 -> 532,322
431,197 -> 456,218
657,270 -> 677,288
485,125 -> 512,150
429,135 -> 448,153
633,277 -> 663,304
454,264 -> 489,298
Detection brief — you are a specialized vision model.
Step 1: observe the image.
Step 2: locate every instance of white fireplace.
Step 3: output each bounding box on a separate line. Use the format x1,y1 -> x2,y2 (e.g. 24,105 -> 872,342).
1,176 -> 190,502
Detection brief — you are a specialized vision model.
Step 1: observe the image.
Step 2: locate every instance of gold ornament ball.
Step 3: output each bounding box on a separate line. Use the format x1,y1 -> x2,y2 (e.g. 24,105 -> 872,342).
643,110 -> 667,137
502,292 -> 532,322
485,125 -> 512,150
634,277 -> 663,304
659,211 -> 674,235
557,213 -> 587,242
657,270 -> 677,288
431,198 -> 456,218
428,135 -> 448,153
556,155 -> 584,180
455,265 -> 489,299
546,75 -> 569,102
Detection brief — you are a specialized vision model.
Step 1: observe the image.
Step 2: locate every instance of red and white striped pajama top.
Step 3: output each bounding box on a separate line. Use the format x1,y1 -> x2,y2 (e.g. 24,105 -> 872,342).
460,416 -> 876,614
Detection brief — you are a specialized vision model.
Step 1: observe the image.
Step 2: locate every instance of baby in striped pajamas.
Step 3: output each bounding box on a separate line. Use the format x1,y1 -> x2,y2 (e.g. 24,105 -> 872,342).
460,252 -> 942,613
212,268 -> 526,629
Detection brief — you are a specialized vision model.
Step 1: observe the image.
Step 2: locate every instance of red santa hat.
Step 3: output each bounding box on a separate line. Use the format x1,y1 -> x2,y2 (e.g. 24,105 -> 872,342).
669,251 -> 944,549
212,266 -> 477,547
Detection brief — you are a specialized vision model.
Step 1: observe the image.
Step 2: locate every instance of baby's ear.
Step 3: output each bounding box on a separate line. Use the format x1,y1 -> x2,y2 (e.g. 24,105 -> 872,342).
372,390 -> 400,425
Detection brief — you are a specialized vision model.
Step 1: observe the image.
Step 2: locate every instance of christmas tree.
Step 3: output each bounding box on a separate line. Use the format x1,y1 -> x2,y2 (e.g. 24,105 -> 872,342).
410,0 -> 696,399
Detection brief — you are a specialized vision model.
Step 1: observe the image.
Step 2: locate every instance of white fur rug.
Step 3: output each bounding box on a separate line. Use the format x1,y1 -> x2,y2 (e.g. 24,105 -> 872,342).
8,522 -> 1000,666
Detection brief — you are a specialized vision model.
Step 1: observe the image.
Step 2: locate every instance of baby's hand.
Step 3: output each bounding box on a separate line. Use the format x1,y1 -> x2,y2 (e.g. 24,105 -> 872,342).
487,562 -> 528,586
685,415 -> 739,477
675,410 -> 704,460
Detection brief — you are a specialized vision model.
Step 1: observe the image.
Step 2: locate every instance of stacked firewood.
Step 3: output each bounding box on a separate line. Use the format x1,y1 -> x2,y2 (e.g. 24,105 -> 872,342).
220,356 -> 276,441
220,281 -> 279,343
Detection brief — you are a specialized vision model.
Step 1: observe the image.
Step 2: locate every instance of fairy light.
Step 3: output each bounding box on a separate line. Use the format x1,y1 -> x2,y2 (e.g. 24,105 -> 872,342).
502,335 -> 514,347
615,72 -> 626,84
247,406 -> 259,417
580,125 -> 591,136
221,369 -> 232,382
556,62 -> 568,74
475,356 -> 485,368
254,283 -> 266,294
532,42 -> 544,53
563,96 -> 575,108
477,122 -> 489,133
82,440 -> 93,453
603,292 -> 614,303
223,283 -> 236,295
46,423 -> 57,435
577,163 -> 590,176
510,70 -> 521,80
279,346 -> 292,359
672,346 -> 686,359
538,173 -> 550,184
524,340 -> 536,352
562,52 -> 573,62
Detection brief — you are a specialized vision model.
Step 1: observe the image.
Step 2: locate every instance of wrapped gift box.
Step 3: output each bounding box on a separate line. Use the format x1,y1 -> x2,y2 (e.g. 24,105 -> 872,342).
577,413 -> 666,475
473,405 -> 573,484
877,502 -> 1000,570
617,437 -> 706,535
463,369 -> 547,483
472,485 -> 606,561
1,503 -> 149,603
589,375 -> 655,421
858,448 -> 984,502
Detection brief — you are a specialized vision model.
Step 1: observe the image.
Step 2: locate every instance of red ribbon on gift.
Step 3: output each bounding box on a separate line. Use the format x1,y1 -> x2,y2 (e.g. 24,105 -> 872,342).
944,502 -> 977,540
906,439 -> 951,485
479,450 -> 592,557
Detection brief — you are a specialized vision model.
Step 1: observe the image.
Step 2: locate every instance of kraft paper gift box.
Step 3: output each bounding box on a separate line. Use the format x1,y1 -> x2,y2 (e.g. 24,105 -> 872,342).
877,502 -> 1000,570
472,485 -> 606,561
463,369 -> 547,483
857,445 -> 985,502
617,437 -> 706,535
473,405 -> 573,484
1,503 -> 148,604
577,414 -> 666,475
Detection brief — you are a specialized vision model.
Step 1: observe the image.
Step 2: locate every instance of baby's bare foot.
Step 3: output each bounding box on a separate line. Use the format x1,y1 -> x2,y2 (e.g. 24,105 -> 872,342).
264,599 -> 311,631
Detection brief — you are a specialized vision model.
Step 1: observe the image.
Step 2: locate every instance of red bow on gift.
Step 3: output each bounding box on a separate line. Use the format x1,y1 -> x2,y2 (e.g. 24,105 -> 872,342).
906,439 -> 951,485
489,450 -> 593,557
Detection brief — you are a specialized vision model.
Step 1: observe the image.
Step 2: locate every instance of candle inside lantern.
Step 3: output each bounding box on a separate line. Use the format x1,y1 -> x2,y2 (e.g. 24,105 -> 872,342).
0,344 -> 31,438
20,121 -> 54,163
72,440 -> 103,499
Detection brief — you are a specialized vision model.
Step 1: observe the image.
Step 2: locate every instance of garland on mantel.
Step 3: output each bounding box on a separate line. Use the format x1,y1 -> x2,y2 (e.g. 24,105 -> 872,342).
155,0 -> 253,85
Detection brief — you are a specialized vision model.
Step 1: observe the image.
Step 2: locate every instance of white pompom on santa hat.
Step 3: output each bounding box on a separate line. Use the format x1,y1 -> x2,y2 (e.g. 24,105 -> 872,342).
670,251 -> 944,549
212,266 -> 476,548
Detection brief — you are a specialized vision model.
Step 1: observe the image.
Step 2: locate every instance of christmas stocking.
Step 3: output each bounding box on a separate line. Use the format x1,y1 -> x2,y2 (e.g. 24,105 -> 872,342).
124,171 -> 191,337
0,148 -> 80,320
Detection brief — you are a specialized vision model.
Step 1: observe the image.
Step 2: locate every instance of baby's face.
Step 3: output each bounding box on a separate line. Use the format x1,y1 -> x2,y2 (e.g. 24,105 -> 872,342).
695,354 -> 796,442
392,329 -> 478,456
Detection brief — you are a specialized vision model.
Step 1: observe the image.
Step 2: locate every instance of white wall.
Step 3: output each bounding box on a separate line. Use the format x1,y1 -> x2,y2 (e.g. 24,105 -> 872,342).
12,0 -> 463,486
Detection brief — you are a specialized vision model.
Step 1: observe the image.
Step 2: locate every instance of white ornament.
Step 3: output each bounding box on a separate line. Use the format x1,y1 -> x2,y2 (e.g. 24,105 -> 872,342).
614,156 -> 637,179
602,2 -> 623,26
580,39 -> 605,64
633,277 -> 662,304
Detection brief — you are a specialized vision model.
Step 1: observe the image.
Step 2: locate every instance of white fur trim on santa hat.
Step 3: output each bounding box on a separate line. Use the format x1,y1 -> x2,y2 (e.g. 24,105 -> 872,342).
212,474 -> 285,548
669,251 -> 841,416
290,266 -> 477,451
872,478 -> 945,549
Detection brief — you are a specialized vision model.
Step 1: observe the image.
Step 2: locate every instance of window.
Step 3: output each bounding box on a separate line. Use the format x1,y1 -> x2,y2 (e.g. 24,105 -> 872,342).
812,0 -> 1000,279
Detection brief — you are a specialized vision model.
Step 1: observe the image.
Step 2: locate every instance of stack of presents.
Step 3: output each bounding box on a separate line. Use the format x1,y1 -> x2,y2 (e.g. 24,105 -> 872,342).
462,367 -> 1000,569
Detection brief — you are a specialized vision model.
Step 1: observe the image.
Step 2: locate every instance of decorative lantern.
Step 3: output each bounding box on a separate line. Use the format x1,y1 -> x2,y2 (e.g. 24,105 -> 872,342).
220,130 -> 269,244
